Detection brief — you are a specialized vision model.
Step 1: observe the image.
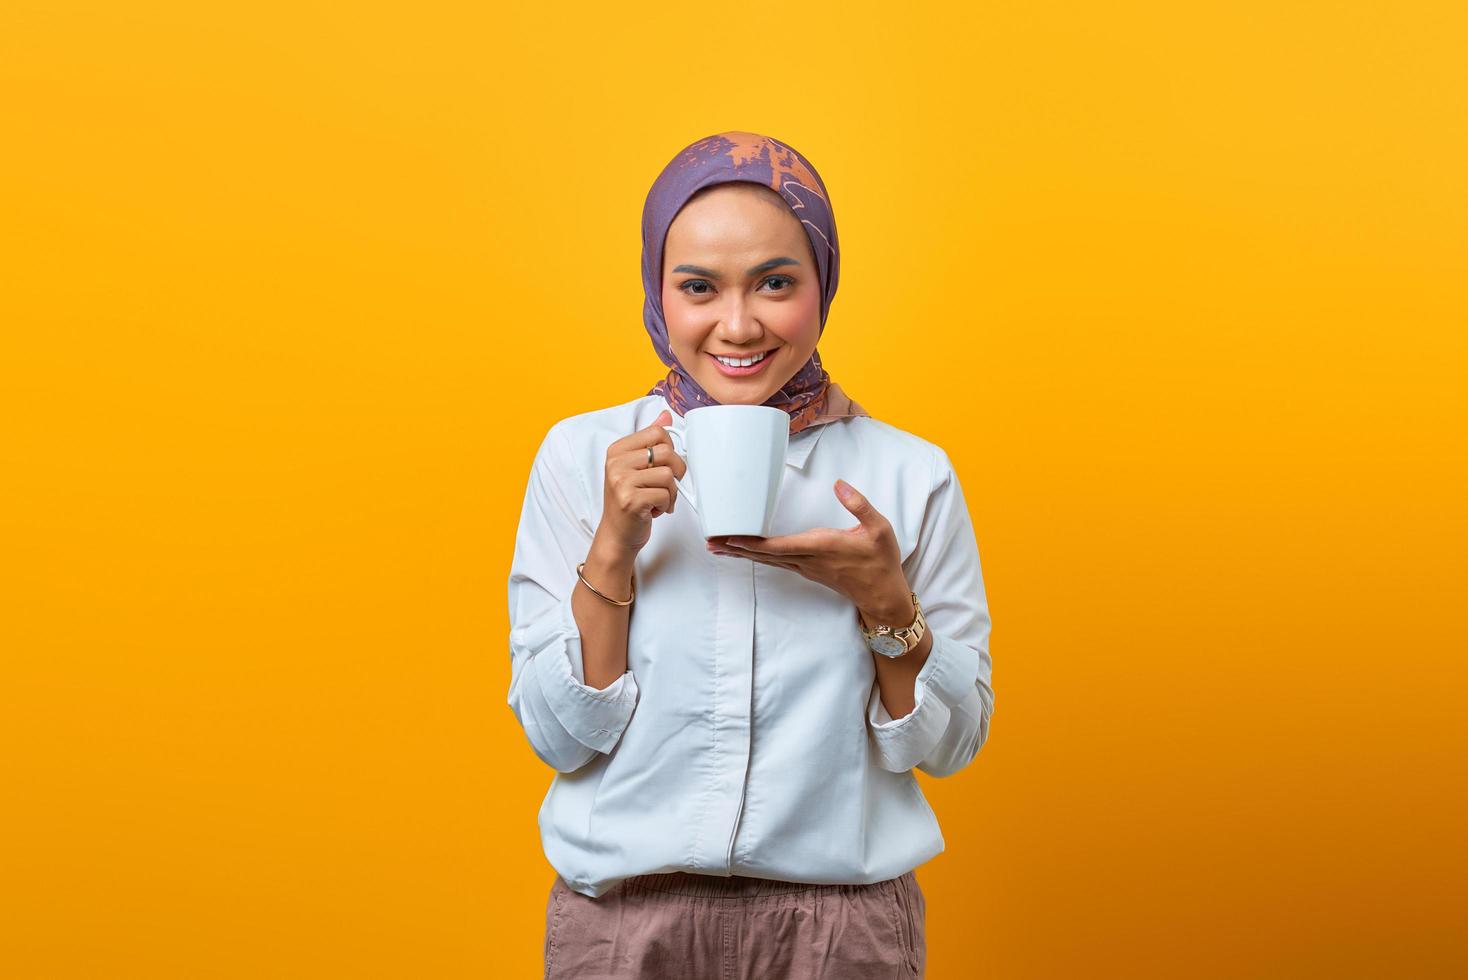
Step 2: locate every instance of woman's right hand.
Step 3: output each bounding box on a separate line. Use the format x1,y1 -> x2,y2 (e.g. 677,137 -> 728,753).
592,409 -> 687,559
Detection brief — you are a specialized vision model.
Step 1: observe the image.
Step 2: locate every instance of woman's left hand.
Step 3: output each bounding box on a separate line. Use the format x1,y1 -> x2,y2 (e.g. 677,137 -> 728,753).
706,479 -> 914,625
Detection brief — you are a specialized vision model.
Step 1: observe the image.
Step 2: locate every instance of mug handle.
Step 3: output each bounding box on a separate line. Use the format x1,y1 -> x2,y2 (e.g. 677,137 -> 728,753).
663,426 -> 698,513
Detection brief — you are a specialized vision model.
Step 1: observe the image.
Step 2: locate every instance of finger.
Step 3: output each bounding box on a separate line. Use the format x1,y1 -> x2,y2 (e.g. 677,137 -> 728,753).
637,485 -> 674,519
619,442 -> 682,474
636,440 -> 686,480
709,546 -> 801,573
646,408 -> 673,440
713,542 -> 813,564
757,557 -> 801,572
721,541 -> 817,558
646,412 -> 688,479
607,409 -> 675,457
753,555 -> 801,572
612,458 -> 678,512
611,439 -> 684,485
834,480 -> 886,531
716,530 -> 834,555
629,464 -> 679,513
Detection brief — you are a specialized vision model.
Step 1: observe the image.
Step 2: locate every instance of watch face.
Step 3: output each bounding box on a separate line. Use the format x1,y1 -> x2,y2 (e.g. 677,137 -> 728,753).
869,634 -> 908,658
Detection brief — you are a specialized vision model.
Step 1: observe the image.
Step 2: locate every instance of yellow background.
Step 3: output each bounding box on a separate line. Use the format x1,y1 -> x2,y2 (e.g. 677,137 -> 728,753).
3,1 -> 1465,977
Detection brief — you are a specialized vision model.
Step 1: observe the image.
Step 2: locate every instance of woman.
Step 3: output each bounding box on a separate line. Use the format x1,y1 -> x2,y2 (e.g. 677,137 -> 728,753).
508,131 -> 995,979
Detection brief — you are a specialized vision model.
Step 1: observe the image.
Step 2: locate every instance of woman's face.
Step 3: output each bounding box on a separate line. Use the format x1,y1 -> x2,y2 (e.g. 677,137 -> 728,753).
661,183 -> 821,406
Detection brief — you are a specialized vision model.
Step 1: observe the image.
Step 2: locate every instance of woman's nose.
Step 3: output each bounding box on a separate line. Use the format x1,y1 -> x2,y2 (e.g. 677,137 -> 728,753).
717,298 -> 763,342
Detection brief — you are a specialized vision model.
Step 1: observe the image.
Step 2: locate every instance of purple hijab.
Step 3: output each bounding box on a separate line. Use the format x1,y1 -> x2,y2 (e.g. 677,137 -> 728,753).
642,131 -> 868,434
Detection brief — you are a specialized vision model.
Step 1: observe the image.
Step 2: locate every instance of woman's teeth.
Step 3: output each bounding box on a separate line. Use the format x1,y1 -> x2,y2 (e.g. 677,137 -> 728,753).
714,351 -> 768,367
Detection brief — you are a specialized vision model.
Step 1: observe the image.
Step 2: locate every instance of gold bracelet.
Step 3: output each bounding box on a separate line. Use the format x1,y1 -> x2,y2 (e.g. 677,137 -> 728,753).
576,560 -> 635,607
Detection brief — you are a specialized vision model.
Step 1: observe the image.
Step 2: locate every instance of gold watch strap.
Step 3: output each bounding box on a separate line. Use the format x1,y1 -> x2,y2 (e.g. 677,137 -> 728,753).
859,592 -> 926,651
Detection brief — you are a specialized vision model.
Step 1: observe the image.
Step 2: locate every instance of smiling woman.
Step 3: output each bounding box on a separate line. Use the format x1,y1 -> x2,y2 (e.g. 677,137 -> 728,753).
661,182 -> 822,396
509,130 -> 995,979
641,132 -> 869,432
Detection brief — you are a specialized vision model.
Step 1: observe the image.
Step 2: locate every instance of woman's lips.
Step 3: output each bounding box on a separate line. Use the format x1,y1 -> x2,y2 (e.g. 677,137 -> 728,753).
707,349 -> 776,378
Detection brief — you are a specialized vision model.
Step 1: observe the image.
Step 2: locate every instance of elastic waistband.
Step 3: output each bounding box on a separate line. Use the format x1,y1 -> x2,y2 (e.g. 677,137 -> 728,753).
615,870 -> 915,900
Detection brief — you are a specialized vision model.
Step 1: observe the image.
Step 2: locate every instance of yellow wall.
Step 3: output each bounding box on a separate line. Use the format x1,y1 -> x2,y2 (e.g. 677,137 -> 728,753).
3,2 -> 1464,976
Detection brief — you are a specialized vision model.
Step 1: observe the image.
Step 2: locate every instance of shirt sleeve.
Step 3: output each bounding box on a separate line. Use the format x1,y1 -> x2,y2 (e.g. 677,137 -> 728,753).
866,446 -> 995,777
507,423 -> 640,773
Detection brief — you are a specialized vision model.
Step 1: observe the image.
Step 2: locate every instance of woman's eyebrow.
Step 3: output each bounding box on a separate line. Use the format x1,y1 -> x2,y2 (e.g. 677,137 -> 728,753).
672,257 -> 802,279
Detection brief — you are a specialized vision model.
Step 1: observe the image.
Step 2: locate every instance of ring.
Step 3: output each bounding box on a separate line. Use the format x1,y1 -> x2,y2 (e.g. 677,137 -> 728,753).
647,445 -> 655,466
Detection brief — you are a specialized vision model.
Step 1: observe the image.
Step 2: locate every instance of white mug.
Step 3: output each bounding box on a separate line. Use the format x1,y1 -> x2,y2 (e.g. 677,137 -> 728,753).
664,405 -> 789,538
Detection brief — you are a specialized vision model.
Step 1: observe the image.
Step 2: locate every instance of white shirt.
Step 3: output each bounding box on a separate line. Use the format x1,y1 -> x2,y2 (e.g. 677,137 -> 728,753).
507,393 -> 995,898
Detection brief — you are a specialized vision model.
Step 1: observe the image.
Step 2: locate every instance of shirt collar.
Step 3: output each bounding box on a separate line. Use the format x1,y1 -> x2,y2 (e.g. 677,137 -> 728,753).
785,422 -> 829,470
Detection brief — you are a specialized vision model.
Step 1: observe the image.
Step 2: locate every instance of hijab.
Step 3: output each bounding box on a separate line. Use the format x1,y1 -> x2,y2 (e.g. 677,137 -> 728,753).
642,131 -> 870,434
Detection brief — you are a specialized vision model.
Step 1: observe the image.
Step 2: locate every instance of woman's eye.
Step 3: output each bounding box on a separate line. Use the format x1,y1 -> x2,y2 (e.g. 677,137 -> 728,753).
679,276 -> 792,297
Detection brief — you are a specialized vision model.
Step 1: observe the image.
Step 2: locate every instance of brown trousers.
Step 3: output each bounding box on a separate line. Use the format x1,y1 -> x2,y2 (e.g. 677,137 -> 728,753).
544,870 -> 925,979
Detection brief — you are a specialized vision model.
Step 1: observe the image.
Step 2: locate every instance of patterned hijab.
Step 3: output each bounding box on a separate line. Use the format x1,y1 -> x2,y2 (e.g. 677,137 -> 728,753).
642,131 -> 869,434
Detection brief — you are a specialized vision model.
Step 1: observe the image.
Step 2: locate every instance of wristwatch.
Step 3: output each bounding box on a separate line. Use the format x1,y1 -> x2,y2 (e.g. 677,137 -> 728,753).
858,591 -> 926,658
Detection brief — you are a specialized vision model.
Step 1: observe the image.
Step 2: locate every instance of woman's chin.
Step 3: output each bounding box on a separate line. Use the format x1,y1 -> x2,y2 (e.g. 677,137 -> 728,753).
698,378 -> 778,404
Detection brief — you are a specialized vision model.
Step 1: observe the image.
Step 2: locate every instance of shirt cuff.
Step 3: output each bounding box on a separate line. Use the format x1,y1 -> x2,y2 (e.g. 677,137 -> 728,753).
531,591 -> 640,754
866,631 -> 980,771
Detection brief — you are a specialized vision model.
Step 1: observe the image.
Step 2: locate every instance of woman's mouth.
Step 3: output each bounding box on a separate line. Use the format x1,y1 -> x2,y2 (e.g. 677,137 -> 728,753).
707,348 -> 777,378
